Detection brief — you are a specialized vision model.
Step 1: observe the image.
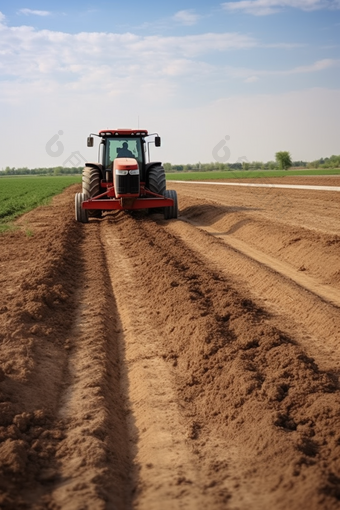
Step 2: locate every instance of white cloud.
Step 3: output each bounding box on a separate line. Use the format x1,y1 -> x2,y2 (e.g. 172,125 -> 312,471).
245,75 -> 259,82
0,12 -> 335,110
221,0 -> 340,15
173,9 -> 201,25
0,13 -> 335,94
18,8 -> 51,16
256,57 -> 339,76
286,58 -> 339,73
223,58 -> 339,82
0,20 -> 257,91
124,32 -> 257,58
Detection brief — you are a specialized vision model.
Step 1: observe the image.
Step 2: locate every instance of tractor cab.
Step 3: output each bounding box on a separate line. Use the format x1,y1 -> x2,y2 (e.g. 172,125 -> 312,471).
87,129 -> 161,183
103,137 -> 143,174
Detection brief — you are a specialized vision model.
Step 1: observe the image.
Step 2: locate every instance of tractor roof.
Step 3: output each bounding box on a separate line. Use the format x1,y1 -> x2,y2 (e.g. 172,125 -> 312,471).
99,129 -> 148,137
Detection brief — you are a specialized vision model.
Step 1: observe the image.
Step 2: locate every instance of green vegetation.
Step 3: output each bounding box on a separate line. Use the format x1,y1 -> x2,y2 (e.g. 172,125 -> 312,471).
1,166 -> 82,176
275,151 -> 292,171
166,168 -> 340,181
0,175 -> 80,233
164,154 -> 340,173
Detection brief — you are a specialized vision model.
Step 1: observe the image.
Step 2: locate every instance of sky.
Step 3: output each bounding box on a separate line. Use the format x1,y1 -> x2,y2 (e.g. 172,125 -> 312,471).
0,0 -> 339,168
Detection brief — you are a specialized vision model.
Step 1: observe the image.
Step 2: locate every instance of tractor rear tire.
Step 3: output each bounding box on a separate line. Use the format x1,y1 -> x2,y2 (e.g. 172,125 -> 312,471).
147,165 -> 166,214
75,193 -> 89,223
147,165 -> 166,195
82,166 -> 102,218
164,190 -> 178,220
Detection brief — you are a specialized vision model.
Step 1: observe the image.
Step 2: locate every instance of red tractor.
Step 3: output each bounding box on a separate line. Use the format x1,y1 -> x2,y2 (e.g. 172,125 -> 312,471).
75,129 -> 178,223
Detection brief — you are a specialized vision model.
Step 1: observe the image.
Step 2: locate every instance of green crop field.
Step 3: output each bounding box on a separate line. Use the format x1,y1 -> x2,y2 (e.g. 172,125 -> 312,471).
0,175 -> 81,232
166,168 -> 340,181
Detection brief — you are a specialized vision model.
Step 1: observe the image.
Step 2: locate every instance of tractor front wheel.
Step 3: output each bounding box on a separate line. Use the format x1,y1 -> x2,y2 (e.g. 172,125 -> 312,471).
75,193 -> 89,223
164,190 -> 178,220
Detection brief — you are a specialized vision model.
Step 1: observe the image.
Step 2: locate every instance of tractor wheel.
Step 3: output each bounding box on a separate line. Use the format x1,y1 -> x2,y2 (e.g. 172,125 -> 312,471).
147,165 -> 166,214
75,193 -> 89,223
82,166 -> 102,218
164,190 -> 178,220
147,165 -> 166,195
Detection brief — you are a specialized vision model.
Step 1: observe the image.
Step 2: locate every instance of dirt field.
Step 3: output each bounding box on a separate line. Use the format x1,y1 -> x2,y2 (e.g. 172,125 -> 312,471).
0,176 -> 339,509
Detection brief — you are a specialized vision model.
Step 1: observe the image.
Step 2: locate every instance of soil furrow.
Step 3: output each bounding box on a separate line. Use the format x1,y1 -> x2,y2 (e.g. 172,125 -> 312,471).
98,211 -> 340,510
100,214 -> 211,509
50,219 -> 130,509
166,217 -> 340,372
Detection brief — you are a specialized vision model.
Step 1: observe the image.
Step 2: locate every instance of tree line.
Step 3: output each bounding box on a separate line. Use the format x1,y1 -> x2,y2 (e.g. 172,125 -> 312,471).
164,154 -> 340,172
1,154 -> 340,176
0,166 -> 83,176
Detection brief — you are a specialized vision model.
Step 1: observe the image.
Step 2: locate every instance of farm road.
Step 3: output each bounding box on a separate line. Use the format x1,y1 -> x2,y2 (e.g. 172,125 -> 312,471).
171,179 -> 340,192
0,176 -> 340,509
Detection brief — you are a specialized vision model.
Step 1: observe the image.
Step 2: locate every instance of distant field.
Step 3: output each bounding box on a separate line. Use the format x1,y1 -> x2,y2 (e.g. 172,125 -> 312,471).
0,175 -> 81,232
166,168 -> 340,181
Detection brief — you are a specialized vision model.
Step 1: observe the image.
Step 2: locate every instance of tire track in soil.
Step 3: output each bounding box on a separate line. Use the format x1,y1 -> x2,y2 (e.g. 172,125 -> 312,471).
99,211 -> 340,510
100,213 -> 212,510
50,219 -> 130,510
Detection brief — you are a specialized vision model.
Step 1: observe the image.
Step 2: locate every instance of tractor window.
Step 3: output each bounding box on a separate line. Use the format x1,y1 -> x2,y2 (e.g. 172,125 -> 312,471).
106,138 -> 143,169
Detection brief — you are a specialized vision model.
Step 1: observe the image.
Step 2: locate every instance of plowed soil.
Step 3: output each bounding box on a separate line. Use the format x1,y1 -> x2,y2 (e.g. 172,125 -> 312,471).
0,176 -> 340,509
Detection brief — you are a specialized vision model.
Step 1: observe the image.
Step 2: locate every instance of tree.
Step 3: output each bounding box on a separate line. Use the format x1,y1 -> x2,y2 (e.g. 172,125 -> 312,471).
251,161 -> 262,170
163,162 -> 172,173
275,151 -> 292,171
